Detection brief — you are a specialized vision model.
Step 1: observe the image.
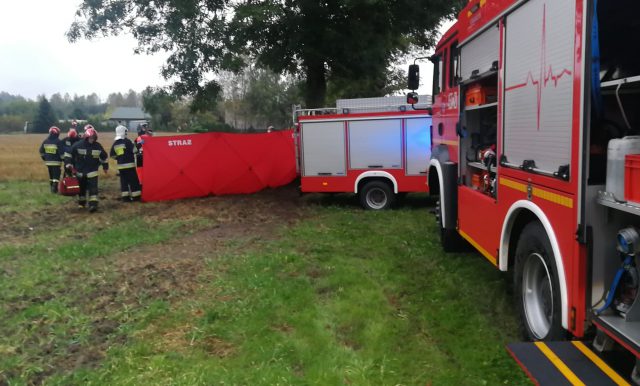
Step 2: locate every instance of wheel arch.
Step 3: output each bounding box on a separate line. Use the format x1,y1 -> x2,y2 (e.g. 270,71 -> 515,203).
499,200 -> 569,330
428,163 -> 441,198
354,171 -> 398,194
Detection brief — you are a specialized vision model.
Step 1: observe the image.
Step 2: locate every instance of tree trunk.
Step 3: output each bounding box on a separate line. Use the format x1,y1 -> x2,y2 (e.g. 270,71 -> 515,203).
304,60 -> 327,108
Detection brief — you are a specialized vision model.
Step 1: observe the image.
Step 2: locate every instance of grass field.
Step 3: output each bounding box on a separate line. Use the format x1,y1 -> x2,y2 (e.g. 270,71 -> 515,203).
0,134 -> 530,385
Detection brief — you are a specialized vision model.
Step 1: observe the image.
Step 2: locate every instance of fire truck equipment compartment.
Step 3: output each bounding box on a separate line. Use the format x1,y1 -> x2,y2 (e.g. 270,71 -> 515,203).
606,137 -> 640,201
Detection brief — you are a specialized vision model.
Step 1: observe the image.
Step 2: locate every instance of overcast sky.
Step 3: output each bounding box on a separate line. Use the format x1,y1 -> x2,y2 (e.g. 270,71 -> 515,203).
0,0 -> 169,100
0,1 -> 451,102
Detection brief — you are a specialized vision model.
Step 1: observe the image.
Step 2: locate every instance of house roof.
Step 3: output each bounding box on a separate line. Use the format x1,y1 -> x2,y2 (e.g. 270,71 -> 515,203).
109,107 -> 150,120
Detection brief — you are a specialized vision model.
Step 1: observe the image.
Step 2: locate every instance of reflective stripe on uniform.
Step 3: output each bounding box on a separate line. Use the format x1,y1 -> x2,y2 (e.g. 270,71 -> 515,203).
91,150 -> 101,158
45,161 -> 62,166
131,191 -> 141,197
114,144 -> 126,156
89,195 -> 98,202
77,149 -> 87,155
86,171 -> 99,178
44,144 -> 58,154
121,191 -> 130,197
117,163 -> 136,170
63,152 -> 71,158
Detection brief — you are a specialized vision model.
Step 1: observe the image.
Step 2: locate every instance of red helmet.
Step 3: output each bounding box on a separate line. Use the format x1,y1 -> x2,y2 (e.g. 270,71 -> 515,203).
49,126 -> 60,135
84,125 -> 97,140
68,128 -> 78,138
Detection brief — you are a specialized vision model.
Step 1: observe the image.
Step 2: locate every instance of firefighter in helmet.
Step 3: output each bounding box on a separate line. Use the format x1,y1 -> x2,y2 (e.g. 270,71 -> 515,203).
135,122 -> 152,167
61,124 -> 80,166
38,126 -> 64,193
110,125 -> 142,201
66,125 -> 109,212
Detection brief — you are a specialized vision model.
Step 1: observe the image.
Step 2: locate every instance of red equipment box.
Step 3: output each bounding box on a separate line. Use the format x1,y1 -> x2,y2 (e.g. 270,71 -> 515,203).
59,177 -> 80,196
465,84 -> 497,107
625,154 -> 640,203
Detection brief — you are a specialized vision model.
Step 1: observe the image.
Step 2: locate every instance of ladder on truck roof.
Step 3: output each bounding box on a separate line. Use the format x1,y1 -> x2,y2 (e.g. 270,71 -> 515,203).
507,341 -> 632,385
292,95 -> 431,123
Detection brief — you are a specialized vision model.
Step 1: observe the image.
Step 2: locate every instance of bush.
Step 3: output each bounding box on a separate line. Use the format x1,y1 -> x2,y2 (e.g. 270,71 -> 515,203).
0,115 -> 26,133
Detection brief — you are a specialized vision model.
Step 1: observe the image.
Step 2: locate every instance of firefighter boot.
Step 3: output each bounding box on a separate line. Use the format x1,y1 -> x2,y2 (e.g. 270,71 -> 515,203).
89,202 -> 98,213
78,199 -> 86,209
50,181 -> 57,194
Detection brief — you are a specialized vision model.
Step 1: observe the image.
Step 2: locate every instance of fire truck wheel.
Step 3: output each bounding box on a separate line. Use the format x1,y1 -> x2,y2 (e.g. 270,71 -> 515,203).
436,199 -> 461,252
514,221 -> 565,341
360,180 -> 395,210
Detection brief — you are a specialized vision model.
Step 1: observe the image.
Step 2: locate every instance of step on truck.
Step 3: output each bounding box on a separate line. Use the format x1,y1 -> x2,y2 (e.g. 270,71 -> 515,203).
407,0 -> 640,383
295,96 -> 432,210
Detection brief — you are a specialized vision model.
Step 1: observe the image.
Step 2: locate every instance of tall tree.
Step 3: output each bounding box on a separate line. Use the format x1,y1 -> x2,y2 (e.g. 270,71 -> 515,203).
32,96 -> 57,133
67,0 -> 464,108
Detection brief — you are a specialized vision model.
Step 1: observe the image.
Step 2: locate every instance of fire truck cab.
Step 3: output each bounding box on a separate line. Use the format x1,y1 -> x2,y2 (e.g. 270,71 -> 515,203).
410,0 -> 640,383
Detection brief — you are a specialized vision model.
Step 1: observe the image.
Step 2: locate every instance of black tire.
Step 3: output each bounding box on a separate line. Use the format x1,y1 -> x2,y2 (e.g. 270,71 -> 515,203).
513,221 -> 565,341
436,198 -> 461,252
359,180 -> 395,210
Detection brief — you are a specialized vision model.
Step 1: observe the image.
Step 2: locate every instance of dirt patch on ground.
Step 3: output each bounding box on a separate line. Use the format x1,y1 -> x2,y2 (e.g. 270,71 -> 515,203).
1,184 -> 308,385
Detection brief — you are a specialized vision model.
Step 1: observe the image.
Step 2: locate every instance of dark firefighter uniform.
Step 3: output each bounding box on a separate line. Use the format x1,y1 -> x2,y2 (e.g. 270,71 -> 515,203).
61,135 -> 80,162
39,131 -> 64,193
110,137 -> 141,201
68,137 -> 109,211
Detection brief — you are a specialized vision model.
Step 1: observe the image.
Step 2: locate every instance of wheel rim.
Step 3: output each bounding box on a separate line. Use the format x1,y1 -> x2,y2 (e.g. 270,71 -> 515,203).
522,253 -> 554,339
366,188 -> 387,209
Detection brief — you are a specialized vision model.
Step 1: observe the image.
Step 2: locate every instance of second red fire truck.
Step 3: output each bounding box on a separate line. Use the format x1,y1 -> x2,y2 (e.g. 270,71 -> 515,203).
408,0 -> 640,383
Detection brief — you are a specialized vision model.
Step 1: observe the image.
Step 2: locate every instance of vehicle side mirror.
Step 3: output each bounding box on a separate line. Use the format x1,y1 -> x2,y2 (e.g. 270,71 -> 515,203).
407,92 -> 419,105
408,64 -> 420,90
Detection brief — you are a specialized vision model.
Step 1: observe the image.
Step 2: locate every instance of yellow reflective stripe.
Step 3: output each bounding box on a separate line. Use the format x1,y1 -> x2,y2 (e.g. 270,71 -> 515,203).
63,152 -> 71,158
121,192 -> 131,197
499,177 -> 527,193
114,144 -> 126,156
459,230 -> 497,266
571,342 -> 630,386
532,187 -> 574,209
86,171 -> 99,178
77,149 -> 87,155
89,195 -> 98,201
499,178 -> 574,208
131,191 -> 141,197
433,139 -> 458,146
45,161 -> 62,166
44,144 -> 58,154
534,342 -> 585,386
117,163 -> 136,169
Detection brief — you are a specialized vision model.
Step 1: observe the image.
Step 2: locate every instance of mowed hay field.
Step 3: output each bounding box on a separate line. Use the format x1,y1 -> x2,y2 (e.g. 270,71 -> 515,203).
0,134 -> 530,385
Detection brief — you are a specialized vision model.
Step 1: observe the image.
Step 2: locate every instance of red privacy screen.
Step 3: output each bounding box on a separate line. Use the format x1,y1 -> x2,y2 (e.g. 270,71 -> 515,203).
141,130 -> 297,202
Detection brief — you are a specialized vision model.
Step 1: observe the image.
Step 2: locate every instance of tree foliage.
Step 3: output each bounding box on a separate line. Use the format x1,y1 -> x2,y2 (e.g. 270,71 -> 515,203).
68,0 -> 465,108
32,97 -> 57,133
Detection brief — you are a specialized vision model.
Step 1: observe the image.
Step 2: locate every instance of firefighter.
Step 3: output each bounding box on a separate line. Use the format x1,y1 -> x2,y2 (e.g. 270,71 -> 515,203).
134,122 -> 152,167
110,125 -> 141,201
61,126 -> 80,166
38,126 -> 64,193
67,125 -> 109,212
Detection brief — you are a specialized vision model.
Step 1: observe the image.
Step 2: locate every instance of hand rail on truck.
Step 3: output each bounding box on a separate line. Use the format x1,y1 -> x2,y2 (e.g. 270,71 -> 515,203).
292,103 -> 432,124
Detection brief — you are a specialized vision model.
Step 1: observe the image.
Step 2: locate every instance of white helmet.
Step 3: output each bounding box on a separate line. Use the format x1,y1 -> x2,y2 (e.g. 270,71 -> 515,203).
115,125 -> 128,140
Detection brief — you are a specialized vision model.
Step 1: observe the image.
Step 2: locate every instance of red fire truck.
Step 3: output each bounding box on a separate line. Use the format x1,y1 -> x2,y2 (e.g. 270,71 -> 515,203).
296,96 -> 432,210
408,0 -> 640,383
